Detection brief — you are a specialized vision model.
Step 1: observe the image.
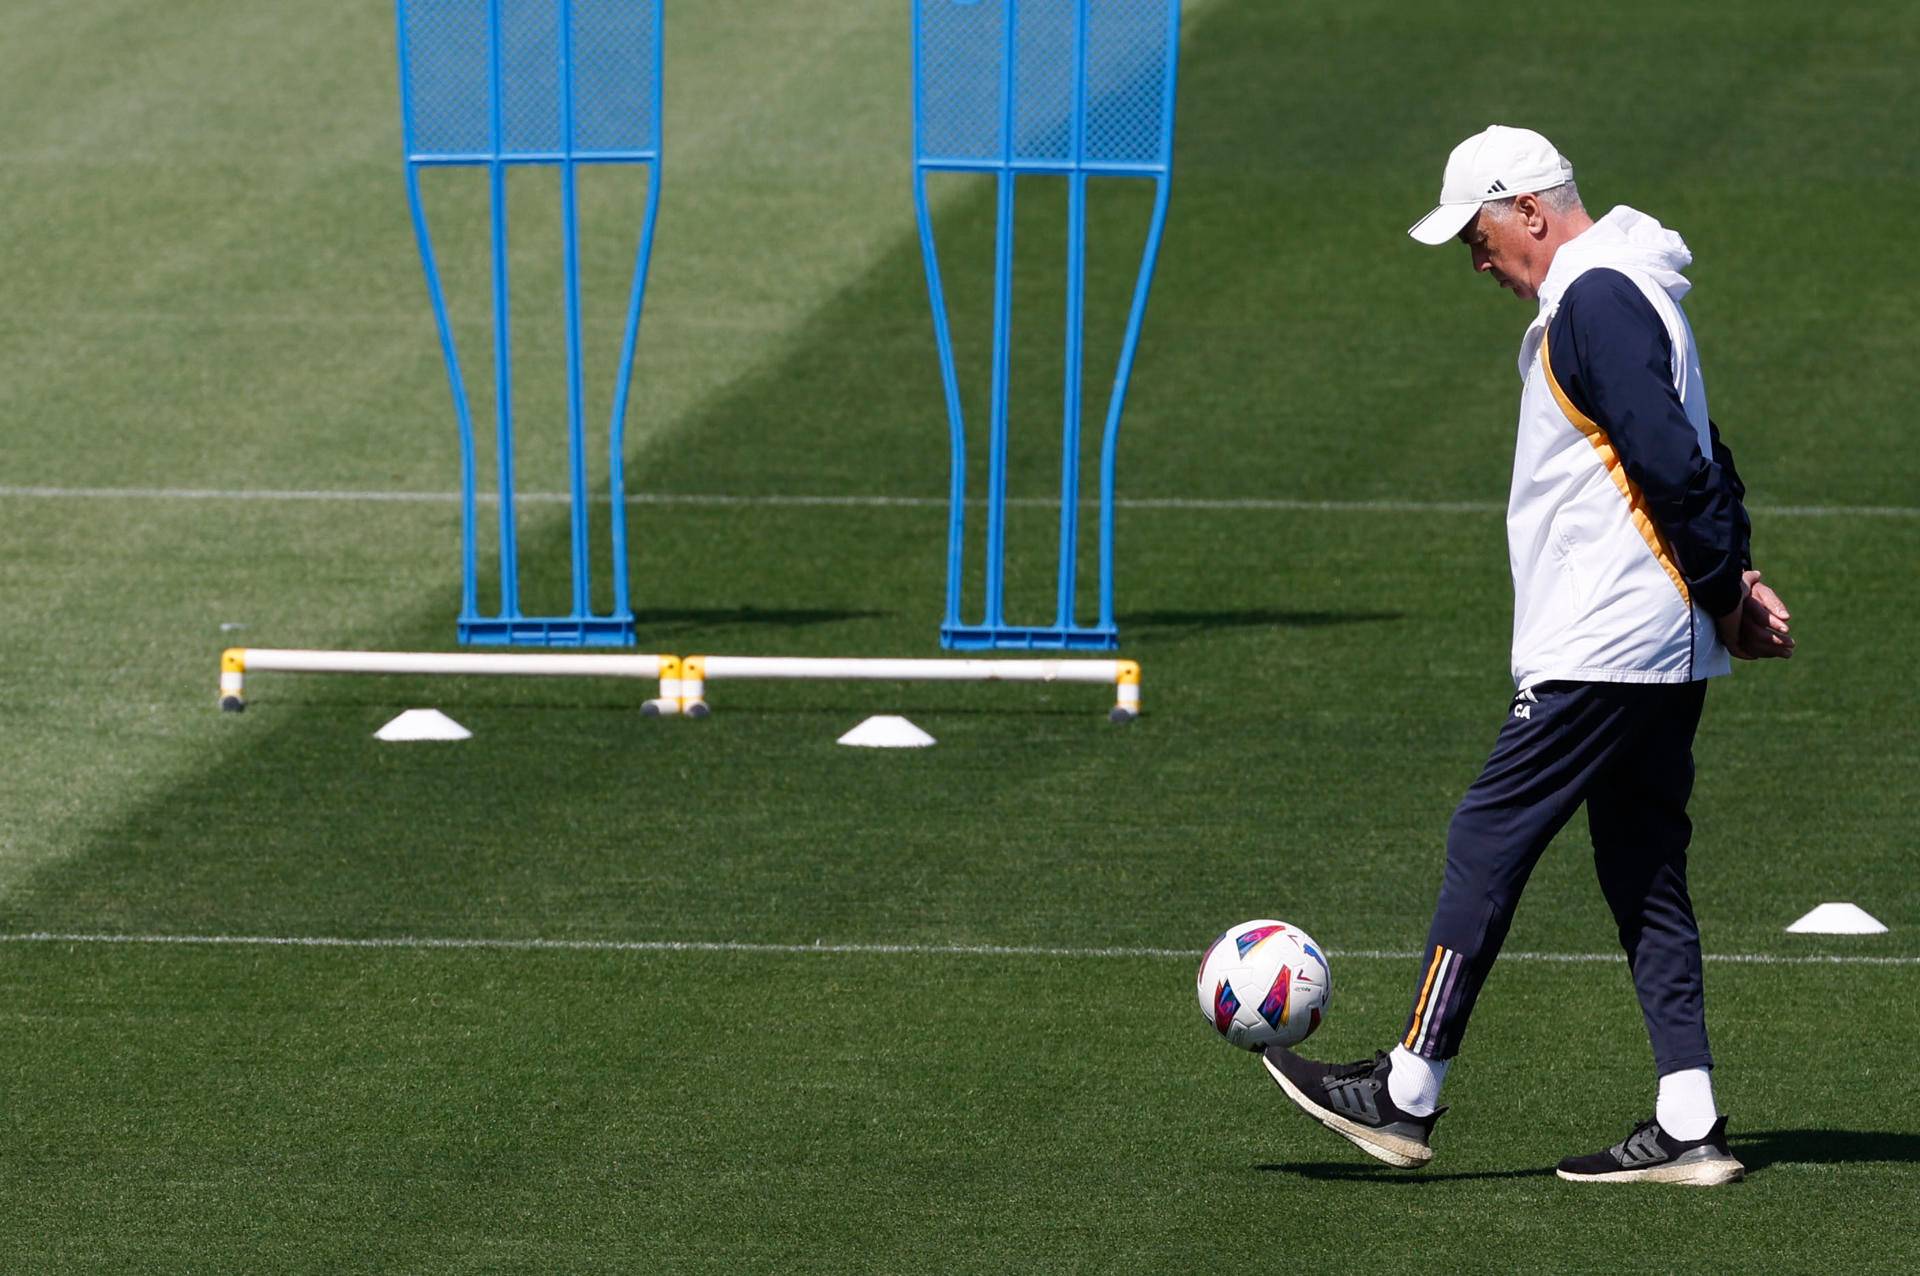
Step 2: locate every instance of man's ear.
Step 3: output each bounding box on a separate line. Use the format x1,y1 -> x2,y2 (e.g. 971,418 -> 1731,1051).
1515,193 -> 1546,235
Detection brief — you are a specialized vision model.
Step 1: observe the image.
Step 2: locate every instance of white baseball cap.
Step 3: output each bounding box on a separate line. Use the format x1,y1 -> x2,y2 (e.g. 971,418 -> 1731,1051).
1407,126 -> 1575,245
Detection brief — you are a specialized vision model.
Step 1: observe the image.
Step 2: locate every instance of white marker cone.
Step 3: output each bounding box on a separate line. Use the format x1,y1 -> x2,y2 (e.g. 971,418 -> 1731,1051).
836,715 -> 935,748
375,709 -> 473,742
1785,902 -> 1887,935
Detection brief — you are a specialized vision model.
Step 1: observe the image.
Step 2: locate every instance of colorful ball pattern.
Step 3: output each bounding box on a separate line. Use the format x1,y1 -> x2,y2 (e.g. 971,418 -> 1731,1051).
1196,919 -> 1332,1050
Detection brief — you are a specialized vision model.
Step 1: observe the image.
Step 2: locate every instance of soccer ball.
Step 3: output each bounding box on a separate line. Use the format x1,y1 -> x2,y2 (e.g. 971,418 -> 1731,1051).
1196,919 -> 1332,1050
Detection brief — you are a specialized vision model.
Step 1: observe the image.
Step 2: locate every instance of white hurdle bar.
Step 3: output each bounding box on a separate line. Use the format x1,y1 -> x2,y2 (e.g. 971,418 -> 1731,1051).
219,648 -> 684,715
678,656 -> 1142,722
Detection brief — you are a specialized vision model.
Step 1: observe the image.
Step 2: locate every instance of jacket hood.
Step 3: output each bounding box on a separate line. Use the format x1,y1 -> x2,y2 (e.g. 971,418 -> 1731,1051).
1519,205 -> 1692,375
1537,205 -> 1693,310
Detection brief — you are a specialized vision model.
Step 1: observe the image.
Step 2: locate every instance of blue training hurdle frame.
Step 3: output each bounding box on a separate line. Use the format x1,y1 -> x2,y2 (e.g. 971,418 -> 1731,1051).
913,0 -> 1180,651
395,0 -> 663,646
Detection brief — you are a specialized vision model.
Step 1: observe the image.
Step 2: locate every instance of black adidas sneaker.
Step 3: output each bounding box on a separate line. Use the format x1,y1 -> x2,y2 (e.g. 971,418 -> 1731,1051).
1556,1116 -> 1744,1185
1261,1048 -> 1443,1168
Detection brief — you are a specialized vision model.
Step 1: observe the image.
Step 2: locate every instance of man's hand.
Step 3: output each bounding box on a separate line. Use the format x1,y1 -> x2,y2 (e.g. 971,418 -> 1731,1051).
1716,569 -> 1794,660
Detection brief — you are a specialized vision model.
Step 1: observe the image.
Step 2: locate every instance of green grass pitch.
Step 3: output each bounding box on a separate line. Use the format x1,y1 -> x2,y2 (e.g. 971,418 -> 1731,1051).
2,0 -> 1917,1271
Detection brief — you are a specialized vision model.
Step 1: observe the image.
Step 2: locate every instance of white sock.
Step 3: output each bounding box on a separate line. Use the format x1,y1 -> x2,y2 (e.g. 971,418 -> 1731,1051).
1656,1068 -> 1718,1140
1387,1045 -> 1449,1117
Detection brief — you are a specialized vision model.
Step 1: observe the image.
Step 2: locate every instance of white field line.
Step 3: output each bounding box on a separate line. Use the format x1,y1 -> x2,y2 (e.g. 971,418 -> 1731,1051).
1,931 -> 1913,966
2,485 -> 1915,520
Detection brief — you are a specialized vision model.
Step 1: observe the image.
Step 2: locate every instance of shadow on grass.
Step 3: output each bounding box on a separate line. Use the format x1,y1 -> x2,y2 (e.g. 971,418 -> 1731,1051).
1738,1129 -> 1920,1172
687,703 -> 1116,719
1260,1130 -> 1920,1183
0,1 -> 1354,941
1256,1161 -> 1552,1184
1120,608 -> 1403,636
635,606 -> 892,634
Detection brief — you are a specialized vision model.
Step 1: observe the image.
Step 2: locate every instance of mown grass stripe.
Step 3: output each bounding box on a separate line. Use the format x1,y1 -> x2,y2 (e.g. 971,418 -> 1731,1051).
3,485 -> 1914,519
3,931 -> 1910,965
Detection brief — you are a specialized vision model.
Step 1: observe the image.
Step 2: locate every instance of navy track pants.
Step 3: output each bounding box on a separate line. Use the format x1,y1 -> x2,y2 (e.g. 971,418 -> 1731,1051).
1400,679 -> 1713,1076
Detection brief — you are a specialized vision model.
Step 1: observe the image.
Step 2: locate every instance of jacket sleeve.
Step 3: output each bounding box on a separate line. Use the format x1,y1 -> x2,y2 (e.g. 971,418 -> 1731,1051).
1546,269 -> 1751,618
1708,418 -> 1754,574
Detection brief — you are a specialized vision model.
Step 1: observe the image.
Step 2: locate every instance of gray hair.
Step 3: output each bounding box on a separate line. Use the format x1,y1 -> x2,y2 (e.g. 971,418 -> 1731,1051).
1482,181 -> 1583,219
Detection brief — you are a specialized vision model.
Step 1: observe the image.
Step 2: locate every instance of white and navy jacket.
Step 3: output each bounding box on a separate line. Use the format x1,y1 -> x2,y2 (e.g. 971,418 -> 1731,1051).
1508,206 -> 1751,690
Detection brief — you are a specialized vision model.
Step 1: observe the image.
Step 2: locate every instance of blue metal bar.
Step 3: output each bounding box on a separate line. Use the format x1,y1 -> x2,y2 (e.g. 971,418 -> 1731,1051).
485,0 -> 519,620
1097,174 -> 1173,633
940,623 -> 1119,652
983,0 -> 1021,632
912,0 -> 1175,651
1055,0 -> 1090,631
557,0 -> 591,621
603,14 -> 667,628
602,176 -> 652,625
1092,0 -> 1183,633
408,149 -> 660,166
913,2 -> 970,638
917,156 -> 1166,177
396,9 -> 480,631
1160,1 -> 1184,170
397,0 -> 658,648
914,171 -> 971,636
459,617 -> 636,646
985,171 -> 1016,632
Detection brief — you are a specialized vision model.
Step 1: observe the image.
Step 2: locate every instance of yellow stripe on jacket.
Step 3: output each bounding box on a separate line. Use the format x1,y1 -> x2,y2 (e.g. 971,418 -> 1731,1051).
1539,328 -> 1691,607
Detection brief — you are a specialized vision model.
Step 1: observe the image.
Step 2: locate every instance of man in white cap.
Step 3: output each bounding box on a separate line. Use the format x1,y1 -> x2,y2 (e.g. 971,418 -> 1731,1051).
1261,126 -> 1794,1184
